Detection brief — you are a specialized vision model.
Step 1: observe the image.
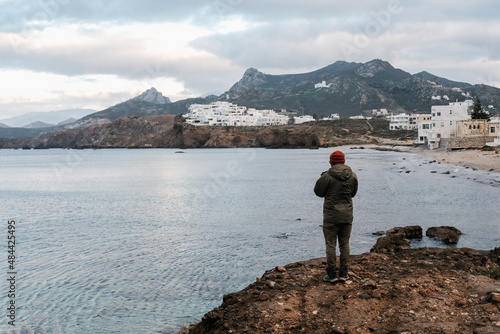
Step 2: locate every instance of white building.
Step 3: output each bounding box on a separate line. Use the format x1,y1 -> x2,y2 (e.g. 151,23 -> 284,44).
321,113 -> 340,120
431,95 -> 450,101
486,117 -> 500,147
366,108 -> 389,117
314,81 -> 331,89
389,113 -> 418,130
349,115 -> 372,120
294,115 -> 315,124
420,100 -> 474,149
414,115 -> 433,145
184,102 -> 290,126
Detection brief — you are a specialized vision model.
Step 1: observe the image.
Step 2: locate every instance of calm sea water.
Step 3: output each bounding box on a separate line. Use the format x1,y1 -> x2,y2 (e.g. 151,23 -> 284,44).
1,148 -> 499,333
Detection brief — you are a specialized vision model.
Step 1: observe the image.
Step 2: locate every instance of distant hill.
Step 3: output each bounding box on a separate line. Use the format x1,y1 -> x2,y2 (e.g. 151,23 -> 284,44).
412,71 -> 470,89
22,121 -> 55,128
0,127 -> 50,139
0,123 -> 9,128
0,108 -> 95,128
68,88 -> 215,128
71,87 -> 172,126
57,118 -> 78,126
0,109 -> 96,139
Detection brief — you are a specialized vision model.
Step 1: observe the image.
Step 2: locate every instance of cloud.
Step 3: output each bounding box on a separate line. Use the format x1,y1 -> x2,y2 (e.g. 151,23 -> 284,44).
1,0 -> 500,116
0,21 -> 241,96
0,0 -> 214,31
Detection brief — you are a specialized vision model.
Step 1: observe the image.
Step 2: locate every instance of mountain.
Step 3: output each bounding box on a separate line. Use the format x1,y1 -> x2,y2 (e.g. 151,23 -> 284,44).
0,108 -> 95,128
67,88 -> 214,129
22,121 -> 54,128
50,60 -> 500,126
220,59 -> 500,117
131,87 -> 171,104
0,127 -> 50,139
0,123 -> 9,128
57,118 -> 78,126
70,87 -> 172,127
412,71 -> 470,89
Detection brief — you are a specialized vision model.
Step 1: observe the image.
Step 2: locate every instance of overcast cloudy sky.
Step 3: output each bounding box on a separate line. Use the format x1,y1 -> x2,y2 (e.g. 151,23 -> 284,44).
1,0 -> 499,117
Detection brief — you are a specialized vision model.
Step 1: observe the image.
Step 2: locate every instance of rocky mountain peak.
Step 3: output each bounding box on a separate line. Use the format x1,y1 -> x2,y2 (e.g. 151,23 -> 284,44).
228,68 -> 268,93
241,68 -> 266,83
132,87 -> 171,104
243,67 -> 261,76
355,59 -> 396,78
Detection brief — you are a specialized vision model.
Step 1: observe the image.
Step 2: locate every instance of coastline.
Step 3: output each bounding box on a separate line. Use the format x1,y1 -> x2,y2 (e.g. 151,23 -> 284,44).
369,140 -> 500,173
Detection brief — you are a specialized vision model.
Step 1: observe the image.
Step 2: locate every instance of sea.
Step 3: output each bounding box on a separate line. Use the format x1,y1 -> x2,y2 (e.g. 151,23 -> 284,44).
1,147 -> 499,333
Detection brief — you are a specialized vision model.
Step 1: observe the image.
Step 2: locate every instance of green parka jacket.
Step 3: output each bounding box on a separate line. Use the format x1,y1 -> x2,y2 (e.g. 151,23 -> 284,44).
314,164 -> 358,224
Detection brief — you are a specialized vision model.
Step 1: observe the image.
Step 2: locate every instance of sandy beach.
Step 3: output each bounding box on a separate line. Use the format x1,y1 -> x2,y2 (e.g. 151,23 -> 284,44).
373,140 -> 500,173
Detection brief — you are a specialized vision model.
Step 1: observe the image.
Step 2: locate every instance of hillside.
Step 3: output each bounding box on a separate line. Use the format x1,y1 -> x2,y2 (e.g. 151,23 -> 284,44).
64,88 -> 216,130
0,108 -> 95,138
0,108 -> 95,128
0,127 -> 52,139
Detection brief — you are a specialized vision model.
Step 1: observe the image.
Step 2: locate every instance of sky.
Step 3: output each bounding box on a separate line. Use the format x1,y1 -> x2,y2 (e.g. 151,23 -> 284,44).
1,0 -> 500,118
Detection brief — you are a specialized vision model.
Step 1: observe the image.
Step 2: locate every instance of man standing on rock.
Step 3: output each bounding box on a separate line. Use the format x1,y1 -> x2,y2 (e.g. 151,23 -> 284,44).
314,150 -> 358,283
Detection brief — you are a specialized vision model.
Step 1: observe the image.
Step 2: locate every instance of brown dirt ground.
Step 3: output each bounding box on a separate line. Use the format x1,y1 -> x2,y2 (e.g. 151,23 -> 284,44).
180,247 -> 500,334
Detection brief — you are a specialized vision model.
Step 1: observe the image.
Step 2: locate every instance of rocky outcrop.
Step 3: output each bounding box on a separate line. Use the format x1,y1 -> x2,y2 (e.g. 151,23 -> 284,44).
179,246 -> 500,334
386,225 -> 423,239
426,226 -> 463,244
371,226 -> 425,253
371,226 -> 463,253
370,234 -> 411,253
131,87 -> 171,104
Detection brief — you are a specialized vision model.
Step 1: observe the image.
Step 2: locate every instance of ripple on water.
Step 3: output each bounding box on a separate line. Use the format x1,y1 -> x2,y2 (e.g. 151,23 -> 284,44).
1,148 -> 498,333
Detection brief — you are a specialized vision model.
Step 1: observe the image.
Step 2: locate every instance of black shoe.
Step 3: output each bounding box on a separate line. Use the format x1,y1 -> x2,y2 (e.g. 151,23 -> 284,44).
323,273 -> 338,283
338,271 -> 349,282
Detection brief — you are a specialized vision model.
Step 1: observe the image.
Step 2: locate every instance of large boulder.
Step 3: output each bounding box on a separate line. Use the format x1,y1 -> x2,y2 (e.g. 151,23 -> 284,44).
489,247 -> 500,265
426,226 -> 462,244
371,234 -> 411,253
386,226 -> 423,239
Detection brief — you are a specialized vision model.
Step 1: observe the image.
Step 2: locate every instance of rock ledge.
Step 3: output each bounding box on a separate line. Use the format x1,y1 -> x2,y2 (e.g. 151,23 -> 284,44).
179,247 -> 500,334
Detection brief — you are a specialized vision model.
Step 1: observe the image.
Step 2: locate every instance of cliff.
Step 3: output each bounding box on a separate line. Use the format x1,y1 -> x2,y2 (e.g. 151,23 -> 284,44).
0,116 -> 412,149
180,246 -> 500,334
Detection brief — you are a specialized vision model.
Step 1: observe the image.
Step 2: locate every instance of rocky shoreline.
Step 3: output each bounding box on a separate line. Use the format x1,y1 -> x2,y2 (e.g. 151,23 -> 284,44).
369,141 -> 500,174
0,117 -> 409,150
3,114 -> 497,174
179,228 -> 500,334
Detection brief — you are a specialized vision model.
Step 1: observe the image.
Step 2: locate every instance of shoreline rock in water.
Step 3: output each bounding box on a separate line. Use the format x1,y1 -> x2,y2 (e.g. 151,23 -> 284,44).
426,226 -> 463,244
371,225 -> 463,253
179,244 -> 500,333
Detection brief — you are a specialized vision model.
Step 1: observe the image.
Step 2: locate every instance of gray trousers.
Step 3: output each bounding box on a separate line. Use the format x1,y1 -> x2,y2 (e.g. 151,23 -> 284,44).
322,223 -> 352,275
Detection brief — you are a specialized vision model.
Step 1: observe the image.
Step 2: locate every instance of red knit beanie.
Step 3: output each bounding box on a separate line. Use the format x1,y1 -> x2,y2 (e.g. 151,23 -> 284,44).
329,150 -> 345,165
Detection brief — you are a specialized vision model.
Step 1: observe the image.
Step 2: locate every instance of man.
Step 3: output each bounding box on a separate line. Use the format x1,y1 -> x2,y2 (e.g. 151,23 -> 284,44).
314,150 -> 358,283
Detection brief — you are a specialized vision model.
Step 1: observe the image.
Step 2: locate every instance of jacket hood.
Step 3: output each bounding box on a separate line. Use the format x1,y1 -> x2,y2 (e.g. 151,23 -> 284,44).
327,164 -> 352,181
